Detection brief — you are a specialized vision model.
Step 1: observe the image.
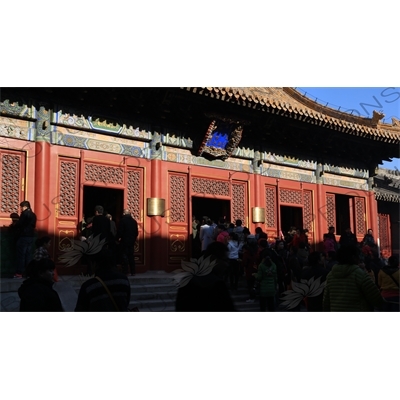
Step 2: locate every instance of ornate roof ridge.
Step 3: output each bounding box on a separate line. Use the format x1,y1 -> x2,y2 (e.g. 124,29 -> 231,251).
185,87 -> 400,144
375,166 -> 400,177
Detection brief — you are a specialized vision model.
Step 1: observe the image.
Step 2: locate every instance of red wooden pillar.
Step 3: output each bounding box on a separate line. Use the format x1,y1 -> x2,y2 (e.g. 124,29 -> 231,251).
315,163 -> 325,247
34,140 -> 59,280
149,158 -> 164,270
367,190 -> 379,242
276,179 -> 281,238
253,173 -> 264,230
34,141 -> 51,235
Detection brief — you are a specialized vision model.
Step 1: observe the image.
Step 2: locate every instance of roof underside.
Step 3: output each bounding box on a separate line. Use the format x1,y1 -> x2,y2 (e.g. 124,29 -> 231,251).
185,87 -> 400,144
1,87 -> 399,170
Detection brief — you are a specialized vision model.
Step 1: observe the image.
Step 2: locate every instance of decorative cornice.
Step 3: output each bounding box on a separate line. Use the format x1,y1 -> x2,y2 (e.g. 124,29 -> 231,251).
0,100 -> 33,118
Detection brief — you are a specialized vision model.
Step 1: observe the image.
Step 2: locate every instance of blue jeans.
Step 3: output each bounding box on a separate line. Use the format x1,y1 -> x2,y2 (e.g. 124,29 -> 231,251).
16,236 -> 34,274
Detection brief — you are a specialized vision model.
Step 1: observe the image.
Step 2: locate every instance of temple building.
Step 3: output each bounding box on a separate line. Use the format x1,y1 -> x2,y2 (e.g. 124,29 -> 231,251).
1,87 -> 399,275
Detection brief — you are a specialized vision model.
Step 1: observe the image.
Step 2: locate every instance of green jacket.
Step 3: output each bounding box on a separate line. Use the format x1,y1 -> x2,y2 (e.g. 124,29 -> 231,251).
323,263 -> 383,311
255,259 -> 277,297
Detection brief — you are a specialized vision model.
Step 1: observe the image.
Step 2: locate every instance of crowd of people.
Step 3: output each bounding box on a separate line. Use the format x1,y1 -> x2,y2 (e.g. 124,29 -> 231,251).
9,200 -> 137,311
7,201 -> 400,312
77,206 -> 139,276
184,216 -> 399,312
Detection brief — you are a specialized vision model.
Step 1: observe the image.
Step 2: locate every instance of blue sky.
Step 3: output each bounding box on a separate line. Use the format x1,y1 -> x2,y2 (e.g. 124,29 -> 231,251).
296,88 -> 400,170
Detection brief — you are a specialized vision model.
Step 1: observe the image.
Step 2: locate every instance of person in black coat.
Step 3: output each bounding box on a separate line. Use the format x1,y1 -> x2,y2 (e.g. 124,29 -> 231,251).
116,209 -> 139,276
301,251 -> 328,311
75,249 -> 131,312
14,201 -> 37,278
339,227 -> 358,248
175,242 -> 235,312
91,205 -> 112,244
18,259 -> 63,312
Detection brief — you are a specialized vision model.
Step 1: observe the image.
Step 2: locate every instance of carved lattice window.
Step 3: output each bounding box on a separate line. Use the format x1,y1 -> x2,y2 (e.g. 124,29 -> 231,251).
303,190 -> 313,232
279,189 -> 303,204
326,194 -> 336,229
354,197 -> 366,236
232,182 -> 246,223
265,186 -> 276,228
127,170 -> 141,222
170,174 -> 186,223
59,161 -> 77,216
192,178 -> 230,196
84,163 -> 123,185
378,213 -> 391,258
1,152 -> 23,214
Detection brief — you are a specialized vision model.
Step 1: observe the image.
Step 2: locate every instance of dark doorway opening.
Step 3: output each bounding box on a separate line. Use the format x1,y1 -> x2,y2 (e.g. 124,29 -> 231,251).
335,194 -> 351,236
83,186 -> 124,225
280,206 -> 303,233
192,197 -> 231,224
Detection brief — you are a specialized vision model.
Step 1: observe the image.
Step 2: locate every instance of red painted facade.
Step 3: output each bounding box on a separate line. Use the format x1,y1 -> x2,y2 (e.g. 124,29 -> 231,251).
0,88 -> 398,275
0,136 -> 384,273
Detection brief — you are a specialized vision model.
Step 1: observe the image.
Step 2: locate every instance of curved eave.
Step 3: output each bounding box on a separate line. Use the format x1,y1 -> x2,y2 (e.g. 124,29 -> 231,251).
374,191 -> 400,202
183,87 -> 400,145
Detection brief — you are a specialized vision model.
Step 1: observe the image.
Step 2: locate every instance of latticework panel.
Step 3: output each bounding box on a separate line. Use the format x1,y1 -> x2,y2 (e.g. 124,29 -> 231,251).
169,174 -> 187,223
378,213 -> 391,258
279,189 -> 303,204
232,182 -> 246,223
59,161 -> 77,216
354,197 -> 366,236
127,170 -> 141,222
265,185 -> 276,228
192,177 -> 230,196
84,163 -> 124,185
326,194 -> 336,229
0,152 -> 22,214
303,190 -> 313,232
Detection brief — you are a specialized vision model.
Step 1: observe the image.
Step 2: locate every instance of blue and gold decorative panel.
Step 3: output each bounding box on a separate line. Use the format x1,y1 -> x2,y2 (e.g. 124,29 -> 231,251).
198,119 -> 243,160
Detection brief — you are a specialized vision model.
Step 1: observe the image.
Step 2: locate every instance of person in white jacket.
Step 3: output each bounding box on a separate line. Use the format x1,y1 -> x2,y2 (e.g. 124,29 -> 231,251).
227,232 -> 243,291
199,216 -> 214,253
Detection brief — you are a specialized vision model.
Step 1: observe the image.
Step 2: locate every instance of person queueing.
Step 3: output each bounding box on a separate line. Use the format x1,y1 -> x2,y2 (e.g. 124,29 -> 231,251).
253,255 -> 277,311
75,249 -> 131,312
92,205 -> 111,245
242,242 -> 258,303
18,259 -> 63,312
33,235 -> 59,282
116,209 -> 139,276
175,241 -> 235,312
323,245 -> 383,312
226,232 -> 243,291
13,201 -> 37,279
378,255 -> 399,311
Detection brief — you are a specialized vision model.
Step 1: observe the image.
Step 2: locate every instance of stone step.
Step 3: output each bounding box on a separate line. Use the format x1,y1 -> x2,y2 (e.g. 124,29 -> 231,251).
129,298 -> 176,312
131,283 -> 178,294
1,273 -> 273,312
131,290 -> 177,302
